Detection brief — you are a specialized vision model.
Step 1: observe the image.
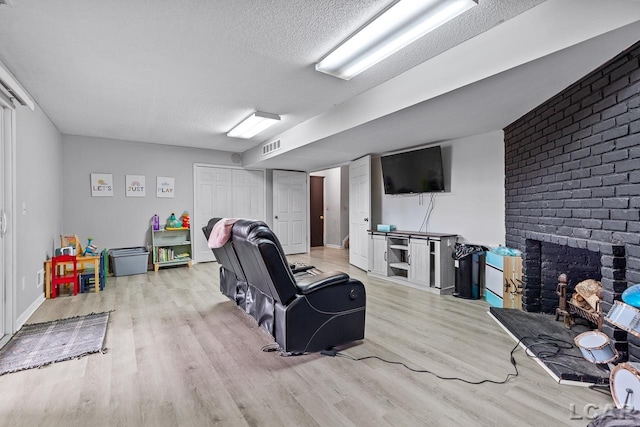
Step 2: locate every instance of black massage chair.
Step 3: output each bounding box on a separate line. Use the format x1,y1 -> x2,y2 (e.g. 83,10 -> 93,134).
203,218 -> 366,354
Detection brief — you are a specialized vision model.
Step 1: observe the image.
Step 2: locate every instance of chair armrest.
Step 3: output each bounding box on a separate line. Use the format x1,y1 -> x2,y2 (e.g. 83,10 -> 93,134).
296,271 -> 350,295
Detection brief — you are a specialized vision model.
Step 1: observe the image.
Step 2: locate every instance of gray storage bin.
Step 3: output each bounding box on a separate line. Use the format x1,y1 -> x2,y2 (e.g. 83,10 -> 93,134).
109,246 -> 149,276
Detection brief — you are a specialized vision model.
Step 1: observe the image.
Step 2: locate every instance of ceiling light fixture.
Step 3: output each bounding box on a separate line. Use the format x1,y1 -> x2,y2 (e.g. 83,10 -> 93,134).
227,111 -> 281,139
316,0 -> 478,80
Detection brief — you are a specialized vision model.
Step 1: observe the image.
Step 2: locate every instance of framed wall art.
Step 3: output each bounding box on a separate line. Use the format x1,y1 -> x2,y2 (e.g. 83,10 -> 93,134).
157,176 -> 175,198
90,173 -> 113,197
126,175 -> 146,197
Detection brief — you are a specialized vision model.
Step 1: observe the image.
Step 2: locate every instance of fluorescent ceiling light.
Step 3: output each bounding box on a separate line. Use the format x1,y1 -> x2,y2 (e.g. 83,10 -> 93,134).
227,111 -> 281,139
316,0 -> 478,80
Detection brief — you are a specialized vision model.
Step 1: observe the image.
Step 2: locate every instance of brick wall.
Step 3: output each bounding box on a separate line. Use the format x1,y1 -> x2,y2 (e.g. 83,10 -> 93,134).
504,39 -> 640,356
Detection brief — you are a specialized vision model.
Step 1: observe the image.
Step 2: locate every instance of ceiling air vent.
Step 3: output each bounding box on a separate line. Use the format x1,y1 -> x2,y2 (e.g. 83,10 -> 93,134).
262,140 -> 281,155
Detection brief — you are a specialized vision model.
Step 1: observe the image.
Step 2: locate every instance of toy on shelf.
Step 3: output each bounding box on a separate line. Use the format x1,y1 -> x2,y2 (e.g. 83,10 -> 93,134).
60,234 -> 83,256
166,212 -> 183,229
181,211 -> 190,229
84,237 -> 98,256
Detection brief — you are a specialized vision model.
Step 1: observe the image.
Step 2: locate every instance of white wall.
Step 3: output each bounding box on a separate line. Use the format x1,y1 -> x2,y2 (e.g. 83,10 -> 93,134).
62,135 -> 238,252
16,103 -> 62,319
379,131 -> 505,247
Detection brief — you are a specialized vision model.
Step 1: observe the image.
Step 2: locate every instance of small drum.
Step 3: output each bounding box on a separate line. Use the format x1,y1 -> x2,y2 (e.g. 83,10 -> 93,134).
574,331 -> 618,364
610,362 -> 640,409
606,300 -> 640,338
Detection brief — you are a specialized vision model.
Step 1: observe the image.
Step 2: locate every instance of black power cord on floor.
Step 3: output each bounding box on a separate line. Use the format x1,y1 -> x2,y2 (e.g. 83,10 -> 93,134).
323,339 -> 522,385
322,334 -> 594,386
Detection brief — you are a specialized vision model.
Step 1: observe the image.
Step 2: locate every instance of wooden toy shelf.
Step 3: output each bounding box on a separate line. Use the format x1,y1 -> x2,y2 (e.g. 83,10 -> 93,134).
151,227 -> 192,271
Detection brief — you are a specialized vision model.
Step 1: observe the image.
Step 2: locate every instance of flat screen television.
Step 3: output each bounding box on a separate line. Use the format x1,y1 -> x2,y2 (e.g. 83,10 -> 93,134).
380,146 -> 445,194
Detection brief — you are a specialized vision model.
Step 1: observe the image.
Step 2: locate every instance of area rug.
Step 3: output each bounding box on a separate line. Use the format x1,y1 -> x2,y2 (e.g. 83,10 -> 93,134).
0,312 -> 109,376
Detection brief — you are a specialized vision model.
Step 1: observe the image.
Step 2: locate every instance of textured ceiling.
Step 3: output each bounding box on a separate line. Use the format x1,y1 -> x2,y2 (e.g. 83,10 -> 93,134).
0,0 -> 545,152
252,19 -> 640,171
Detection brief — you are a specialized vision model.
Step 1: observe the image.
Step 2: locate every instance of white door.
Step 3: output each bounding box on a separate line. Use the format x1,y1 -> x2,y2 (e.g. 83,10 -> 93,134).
193,166 -> 233,263
0,100 -> 14,345
272,170 -> 307,255
0,107 -> 5,341
232,169 -> 265,220
349,155 -> 371,270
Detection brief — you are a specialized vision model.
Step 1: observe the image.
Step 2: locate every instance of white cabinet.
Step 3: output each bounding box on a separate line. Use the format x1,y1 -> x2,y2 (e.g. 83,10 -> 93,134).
387,235 -> 409,279
369,234 -> 388,276
408,238 -> 430,286
368,231 -> 456,294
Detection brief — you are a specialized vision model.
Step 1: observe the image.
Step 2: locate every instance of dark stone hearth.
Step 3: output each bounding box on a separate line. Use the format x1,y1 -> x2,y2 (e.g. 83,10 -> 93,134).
505,39 -> 640,359
490,308 -> 610,385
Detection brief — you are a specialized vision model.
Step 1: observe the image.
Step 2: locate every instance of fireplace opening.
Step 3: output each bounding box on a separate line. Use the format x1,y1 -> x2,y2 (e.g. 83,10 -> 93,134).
524,239 -> 602,314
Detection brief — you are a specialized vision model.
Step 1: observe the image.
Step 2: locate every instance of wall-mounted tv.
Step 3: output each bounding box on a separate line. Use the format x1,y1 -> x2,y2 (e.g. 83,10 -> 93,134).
381,146 -> 445,194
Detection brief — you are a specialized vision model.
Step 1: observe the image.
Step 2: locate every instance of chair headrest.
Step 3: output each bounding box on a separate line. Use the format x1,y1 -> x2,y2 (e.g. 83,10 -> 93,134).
202,217 -> 223,240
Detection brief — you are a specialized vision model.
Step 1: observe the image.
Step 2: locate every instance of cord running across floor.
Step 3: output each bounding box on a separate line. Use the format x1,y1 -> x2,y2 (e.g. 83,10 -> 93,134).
322,334 -> 599,387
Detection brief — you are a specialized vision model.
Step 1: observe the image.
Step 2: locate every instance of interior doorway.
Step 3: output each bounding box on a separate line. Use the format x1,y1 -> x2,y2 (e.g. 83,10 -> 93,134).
310,167 -> 349,251
310,176 -> 324,247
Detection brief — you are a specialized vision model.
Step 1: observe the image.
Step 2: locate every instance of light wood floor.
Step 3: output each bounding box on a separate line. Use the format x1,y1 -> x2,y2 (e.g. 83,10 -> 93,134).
0,247 -> 612,426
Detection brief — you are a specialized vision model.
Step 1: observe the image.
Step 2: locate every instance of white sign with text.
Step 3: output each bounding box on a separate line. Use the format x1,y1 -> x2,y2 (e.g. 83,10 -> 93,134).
91,173 -> 113,197
126,175 -> 146,197
156,176 -> 175,198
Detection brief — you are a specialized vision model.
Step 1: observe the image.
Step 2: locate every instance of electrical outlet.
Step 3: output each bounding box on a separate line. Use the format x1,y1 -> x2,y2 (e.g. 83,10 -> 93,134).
21,276 -> 25,290
37,269 -> 44,288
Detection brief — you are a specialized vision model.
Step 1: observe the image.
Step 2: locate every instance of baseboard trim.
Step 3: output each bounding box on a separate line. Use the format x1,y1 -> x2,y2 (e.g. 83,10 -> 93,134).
325,244 -> 343,249
16,294 -> 45,330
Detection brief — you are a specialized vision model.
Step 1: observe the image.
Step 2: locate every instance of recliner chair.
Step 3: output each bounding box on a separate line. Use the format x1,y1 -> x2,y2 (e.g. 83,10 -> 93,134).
202,218 -> 248,310
203,218 -> 366,354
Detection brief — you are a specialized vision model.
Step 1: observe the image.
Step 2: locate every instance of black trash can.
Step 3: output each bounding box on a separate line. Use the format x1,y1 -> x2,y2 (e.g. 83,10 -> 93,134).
452,243 -> 486,299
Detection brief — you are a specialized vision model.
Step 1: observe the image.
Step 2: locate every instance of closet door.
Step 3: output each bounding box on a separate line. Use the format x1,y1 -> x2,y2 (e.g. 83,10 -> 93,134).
232,169 -> 265,221
193,166 -> 232,263
193,166 -> 266,263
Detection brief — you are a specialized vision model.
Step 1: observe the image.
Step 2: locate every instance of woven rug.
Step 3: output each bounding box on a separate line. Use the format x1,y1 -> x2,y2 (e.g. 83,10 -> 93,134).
0,312 -> 109,376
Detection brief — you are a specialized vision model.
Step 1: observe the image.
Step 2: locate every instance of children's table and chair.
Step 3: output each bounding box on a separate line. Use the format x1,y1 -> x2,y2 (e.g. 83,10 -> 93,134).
44,235 -> 105,298
45,254 -> 101,298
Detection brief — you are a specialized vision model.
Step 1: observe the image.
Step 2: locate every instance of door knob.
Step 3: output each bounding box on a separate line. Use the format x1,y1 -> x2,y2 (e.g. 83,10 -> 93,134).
320,215 -> 324,220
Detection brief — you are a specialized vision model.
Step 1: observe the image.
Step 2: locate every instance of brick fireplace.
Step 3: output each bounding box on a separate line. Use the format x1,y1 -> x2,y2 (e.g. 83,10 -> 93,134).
524,239 -> 603,313
504,40 -> 640,358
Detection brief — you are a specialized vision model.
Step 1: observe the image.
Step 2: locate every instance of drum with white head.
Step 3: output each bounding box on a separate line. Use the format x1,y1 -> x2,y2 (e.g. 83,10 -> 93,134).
574,331 -> 618,364
610,363 -> 640,409
605,301 -> 640,338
